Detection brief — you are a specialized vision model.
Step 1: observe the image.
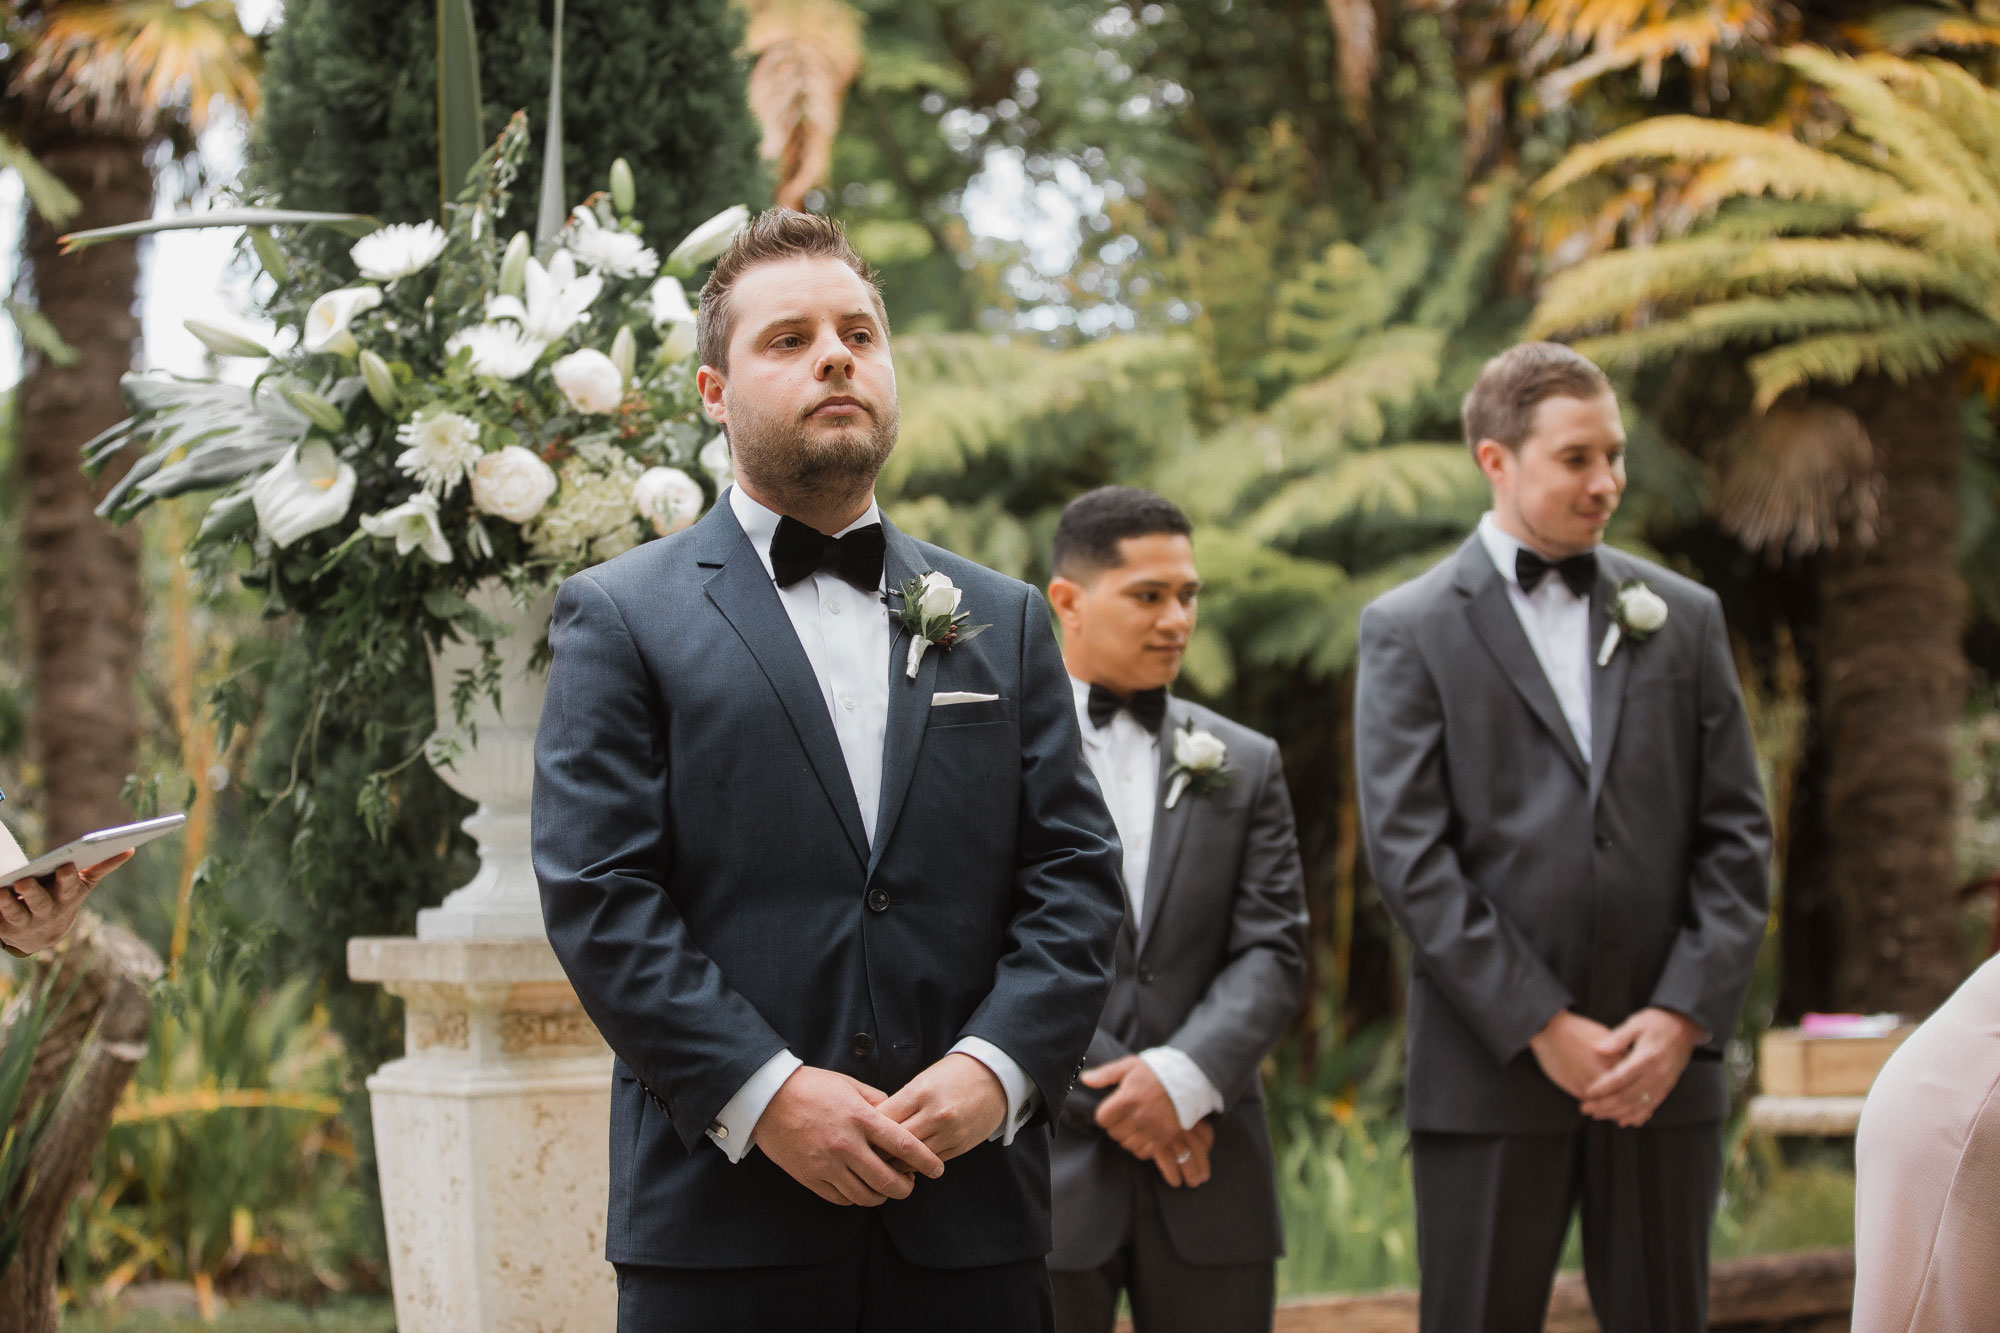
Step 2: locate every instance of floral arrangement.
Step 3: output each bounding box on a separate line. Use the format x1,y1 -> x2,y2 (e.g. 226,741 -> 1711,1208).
95,113 -> 741,654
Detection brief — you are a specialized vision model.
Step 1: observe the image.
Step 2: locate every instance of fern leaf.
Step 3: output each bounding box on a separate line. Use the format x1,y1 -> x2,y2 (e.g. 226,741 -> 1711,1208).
1534,117 -> 1902,211
1573,292 -> 1929,369
1747,309 -> 2000,407
1783,48 -> 2000,211
1246,443 -> 1484,543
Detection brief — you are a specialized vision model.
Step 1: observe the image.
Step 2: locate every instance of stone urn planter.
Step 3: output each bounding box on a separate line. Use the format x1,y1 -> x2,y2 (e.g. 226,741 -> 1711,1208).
417,578 -> 559,941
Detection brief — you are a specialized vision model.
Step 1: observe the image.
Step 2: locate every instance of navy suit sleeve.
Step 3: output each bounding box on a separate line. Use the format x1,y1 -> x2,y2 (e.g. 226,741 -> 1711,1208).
1647,591 -> 1772,1044
956,585 -> 1125,1119
533,572 -> 789,1150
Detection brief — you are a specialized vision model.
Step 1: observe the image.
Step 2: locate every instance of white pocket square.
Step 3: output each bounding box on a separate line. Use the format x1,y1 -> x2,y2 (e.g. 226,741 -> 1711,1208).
931,691 -> 1001,706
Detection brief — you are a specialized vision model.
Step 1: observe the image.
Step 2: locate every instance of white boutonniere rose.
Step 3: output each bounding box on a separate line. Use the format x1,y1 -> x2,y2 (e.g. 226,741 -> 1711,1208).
1166,722 -> 1232,810
892,570 -> 990,678
1597,580 -> 1669,666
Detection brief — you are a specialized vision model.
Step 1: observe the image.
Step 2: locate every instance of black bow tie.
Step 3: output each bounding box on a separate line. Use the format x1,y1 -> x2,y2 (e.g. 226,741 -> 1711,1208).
770,514 -> 886,593
1087,684 -> 1168,733
1516,547 -> 1597,598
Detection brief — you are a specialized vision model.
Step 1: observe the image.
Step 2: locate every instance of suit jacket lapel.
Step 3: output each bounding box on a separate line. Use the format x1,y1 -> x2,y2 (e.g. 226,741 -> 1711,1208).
1137,698 -> 1195,960
868,518 -> 942,878
1588,551 -> 1634,807
1453,537 -> 1590,782
696,502 -> 870,865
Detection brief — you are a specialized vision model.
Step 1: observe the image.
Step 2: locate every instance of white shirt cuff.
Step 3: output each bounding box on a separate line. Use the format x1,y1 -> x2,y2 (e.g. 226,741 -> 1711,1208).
707,1049 -> 802,1163
950,1036 -> 1040,1144
1139,1046 -> 1225,1131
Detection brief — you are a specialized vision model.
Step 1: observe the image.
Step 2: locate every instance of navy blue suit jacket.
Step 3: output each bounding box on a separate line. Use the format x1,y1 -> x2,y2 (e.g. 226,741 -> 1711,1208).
532,496 -> 1125,1270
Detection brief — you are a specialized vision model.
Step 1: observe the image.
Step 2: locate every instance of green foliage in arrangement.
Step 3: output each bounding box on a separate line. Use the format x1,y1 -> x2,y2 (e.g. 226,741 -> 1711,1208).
251,0 -> 764,259
1530,49 -> 2000,407
61,966 -> 367,1305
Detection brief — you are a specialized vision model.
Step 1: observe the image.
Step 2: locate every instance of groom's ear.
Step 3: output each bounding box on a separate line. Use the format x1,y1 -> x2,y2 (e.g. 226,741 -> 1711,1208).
696,365 -> 727,423
1047,573 -> 1088,631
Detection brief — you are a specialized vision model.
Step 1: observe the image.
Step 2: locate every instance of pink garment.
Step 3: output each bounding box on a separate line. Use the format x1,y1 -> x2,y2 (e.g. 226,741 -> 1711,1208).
1852,954 -> 2000,1332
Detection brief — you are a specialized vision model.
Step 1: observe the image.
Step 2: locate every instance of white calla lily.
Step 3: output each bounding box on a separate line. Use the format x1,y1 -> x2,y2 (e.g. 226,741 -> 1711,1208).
667,204 -> 750,271
250,441 -> 357,548
360,491 -> 453,563
633,466 -> 705,536
303,286 -> 382,357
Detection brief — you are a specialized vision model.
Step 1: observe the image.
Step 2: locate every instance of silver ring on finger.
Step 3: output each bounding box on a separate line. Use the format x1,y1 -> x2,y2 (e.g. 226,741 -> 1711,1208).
1638,1090 -> 1653,1105
1174,1148 -> 1192,1164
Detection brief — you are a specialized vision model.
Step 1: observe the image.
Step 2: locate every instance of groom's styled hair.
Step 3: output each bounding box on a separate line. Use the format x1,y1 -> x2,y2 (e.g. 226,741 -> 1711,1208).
1052,486 -> 1193,581
1461,341 -> 1612,457
696,209 -> 888,372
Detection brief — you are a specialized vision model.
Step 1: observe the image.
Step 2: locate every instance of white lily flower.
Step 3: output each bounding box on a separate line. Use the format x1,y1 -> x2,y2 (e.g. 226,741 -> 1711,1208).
633,466 -> 704,536
446,322 -> 548,380
394,410 -> 484,496
667,204 -> 750,271
350,221 -> 448,282
303,286 -> 382,357
551,348 -> 626,414
647,275 -> 700,361
250,441 -> 356,548
567,208 -> 659,279
360,491 -> 453,563
485,248 -> 603,342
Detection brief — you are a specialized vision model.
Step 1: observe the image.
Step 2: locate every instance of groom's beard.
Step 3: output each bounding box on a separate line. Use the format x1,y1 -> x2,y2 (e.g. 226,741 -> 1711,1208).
728,391 -> 900,515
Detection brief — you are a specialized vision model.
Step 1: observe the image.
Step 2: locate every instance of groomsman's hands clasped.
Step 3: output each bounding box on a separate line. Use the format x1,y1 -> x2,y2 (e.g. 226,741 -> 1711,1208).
1529,1006 -> 1707,1128
1079,1054 -> 1216,1189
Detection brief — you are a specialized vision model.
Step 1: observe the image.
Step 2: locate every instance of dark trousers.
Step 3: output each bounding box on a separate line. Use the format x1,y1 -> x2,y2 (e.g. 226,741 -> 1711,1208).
614,1214 -> 1053,1333
1411,1119 -> 1724,1333
1050,1176 -> 1275,1333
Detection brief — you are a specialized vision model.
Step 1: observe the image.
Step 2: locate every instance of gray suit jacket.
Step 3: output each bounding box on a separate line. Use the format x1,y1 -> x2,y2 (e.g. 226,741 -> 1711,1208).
533,498 -> 1126,1269
1051,697 -> 1309,1269
1355,536 -> 1770,1134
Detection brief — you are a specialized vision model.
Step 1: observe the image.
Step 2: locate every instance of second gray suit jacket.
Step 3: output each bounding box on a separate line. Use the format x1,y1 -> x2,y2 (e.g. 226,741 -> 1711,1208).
1355,536 -> 1771,1135
1051,697 -> 1309,1270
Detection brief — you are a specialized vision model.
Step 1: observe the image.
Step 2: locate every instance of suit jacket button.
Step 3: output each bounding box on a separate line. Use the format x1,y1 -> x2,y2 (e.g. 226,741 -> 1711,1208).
852,1032 -> 876,1057
1138,967 -> 1154,984
866,887 -> 891,913
1595,832 -> 1612,849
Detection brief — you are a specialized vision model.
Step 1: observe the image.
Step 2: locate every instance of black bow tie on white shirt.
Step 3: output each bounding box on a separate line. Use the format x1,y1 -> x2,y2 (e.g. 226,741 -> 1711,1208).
769,514 -> 886,593
1515,547 -> 1597,598
1087,684 -> 1167,733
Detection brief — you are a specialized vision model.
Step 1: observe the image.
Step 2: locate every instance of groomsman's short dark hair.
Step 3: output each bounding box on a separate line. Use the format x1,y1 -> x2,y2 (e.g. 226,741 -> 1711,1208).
1052,486 -> 1193,580
697,209 -> 888,372
1461,342 -> 1613,456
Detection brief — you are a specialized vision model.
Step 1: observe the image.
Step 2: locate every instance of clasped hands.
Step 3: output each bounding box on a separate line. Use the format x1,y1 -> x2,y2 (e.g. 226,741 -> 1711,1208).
755,1053 -> 1007,1208
1078,1055 -> 1214,1189
1529,1006 -> 1707,1128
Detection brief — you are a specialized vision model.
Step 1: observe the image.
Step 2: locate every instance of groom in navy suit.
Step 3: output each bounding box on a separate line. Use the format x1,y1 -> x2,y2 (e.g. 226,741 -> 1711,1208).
534,209 -> 1125,1331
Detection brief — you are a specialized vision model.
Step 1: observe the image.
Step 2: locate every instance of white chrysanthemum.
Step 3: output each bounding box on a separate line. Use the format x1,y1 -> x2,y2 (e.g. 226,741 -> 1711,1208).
351,221 -> 448,282
529,449 -> 644,565
394,411 -> 484,496
566,209 -> 659,280
447,322 -> 548,380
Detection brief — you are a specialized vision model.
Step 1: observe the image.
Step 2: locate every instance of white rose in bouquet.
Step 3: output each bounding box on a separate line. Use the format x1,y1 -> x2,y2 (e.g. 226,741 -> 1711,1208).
917,569 -> 962,616
470,446 -> 558,524
633,466 -> 704,536
1619,584 -> 1669,633
1172,727 -> 1229,773
303,286 -> 382,357
552,349 -> 626,414
699,433 -> 733,491
360,491 -> 453,563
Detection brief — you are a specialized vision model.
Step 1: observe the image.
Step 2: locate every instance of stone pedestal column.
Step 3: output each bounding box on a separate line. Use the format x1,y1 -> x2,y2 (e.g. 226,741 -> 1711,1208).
348,937 -> 615,1333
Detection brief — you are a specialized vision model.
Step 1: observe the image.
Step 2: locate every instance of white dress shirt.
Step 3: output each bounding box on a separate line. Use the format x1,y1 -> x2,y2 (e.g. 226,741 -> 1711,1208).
707,487 -> 1036,1163
1069,676 -> 1225,1131
1477,513 -> 1594,763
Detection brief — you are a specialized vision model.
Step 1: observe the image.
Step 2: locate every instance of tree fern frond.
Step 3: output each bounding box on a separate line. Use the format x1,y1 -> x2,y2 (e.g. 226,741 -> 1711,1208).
1415,172 -> 1518,333
1534,117 -> 1902,211
1747,309 -> 2000,407
1848,8 -> 2000,56
1857,194 -> 2000,259
1782,47 -> 2000,210
1264,242 -> 1395,386
1529,236 -> 1985,340
1691,196 -> 1865,241
1863,55 -> 2000,174
1573,292 -> 1930,369
1263,327 -> 1448,460
1246,443 -> 1484,543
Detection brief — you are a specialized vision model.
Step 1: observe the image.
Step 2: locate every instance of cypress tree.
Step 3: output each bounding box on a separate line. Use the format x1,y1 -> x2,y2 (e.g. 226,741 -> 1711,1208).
250,0 -> 766,246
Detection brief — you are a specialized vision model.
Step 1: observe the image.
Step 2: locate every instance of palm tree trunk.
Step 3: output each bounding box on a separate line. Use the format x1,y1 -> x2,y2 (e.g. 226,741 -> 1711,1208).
11,118 -> 151,845
1822,372 -> 1969,1016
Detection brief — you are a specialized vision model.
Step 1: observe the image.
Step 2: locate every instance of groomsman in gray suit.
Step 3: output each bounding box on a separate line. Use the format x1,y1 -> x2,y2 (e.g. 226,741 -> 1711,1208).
1355,343 -> 1771,1333
1043,486 -> 1309,1333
